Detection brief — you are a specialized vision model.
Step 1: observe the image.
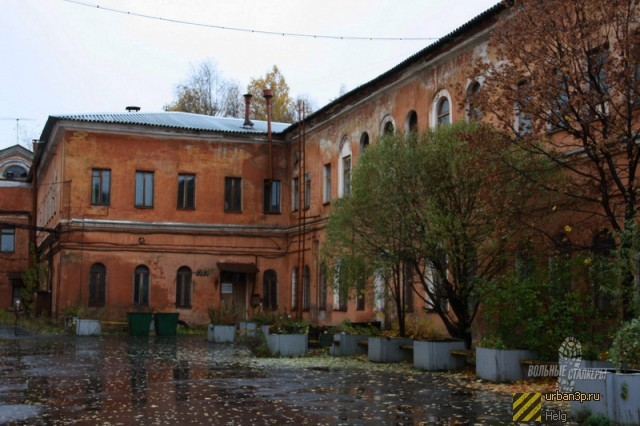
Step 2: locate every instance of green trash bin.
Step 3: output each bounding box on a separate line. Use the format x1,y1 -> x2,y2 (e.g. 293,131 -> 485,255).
154,312 -> 180,336
127,312 -> 153,336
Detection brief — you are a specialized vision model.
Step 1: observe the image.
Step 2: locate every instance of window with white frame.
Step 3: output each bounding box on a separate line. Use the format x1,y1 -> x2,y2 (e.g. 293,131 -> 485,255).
338,137 -> 351,198
323,164 -> 331,204
431,90 -> 453,128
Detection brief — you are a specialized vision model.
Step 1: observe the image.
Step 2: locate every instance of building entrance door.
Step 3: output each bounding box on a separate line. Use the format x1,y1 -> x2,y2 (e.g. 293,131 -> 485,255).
220,271 -> 247,310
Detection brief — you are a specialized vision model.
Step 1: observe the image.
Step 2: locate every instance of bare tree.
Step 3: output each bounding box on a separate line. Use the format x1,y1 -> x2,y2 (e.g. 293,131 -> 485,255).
165,60 -> 242,118
473,0 -> 640,318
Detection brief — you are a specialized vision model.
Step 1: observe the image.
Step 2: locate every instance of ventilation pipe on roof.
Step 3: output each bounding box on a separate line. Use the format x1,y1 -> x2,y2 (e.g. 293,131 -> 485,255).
242,94 -> 254,128
263,89 -> 273,180
126,106 -> 141,112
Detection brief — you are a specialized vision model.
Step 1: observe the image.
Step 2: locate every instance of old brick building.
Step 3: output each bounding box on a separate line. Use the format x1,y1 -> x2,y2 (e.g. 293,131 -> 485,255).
0,144 -> 34,310
2,4 -> 506,326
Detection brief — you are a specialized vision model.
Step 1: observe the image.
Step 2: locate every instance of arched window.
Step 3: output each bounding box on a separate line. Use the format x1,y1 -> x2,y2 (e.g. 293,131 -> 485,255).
3,165 -> 28,180
437,98 -> 450,125
431,90 -> 453,128
380,114 -> 396,136
466,81 -> 481,120
263,270 -> 278,310
359,132 -> 370,152
405,110 -> 418,133
176,266 -> 192,308
302,266 -> 311,311
291,267 -> 298,310
134,265 -> 150,306
89,263 -> 106,307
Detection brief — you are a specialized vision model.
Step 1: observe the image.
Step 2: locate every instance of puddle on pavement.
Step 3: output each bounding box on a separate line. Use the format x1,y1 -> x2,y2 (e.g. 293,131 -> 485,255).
0,335 -> 566,425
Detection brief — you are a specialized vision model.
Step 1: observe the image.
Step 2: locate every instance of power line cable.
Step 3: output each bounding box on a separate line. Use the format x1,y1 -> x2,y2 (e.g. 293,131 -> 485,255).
62,0 -> 445,41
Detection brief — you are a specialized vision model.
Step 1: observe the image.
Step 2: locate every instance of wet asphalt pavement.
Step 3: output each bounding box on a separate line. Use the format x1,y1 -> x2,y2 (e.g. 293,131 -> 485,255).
0,328 -> 570,425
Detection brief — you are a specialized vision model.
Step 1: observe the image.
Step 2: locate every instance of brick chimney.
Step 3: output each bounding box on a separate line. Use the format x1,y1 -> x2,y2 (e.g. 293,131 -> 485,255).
243,94 -> 254,128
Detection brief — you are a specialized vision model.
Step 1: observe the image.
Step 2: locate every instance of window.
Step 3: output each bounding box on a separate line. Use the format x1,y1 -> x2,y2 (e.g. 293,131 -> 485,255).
342,156 -> 351,197
263,270 -> 278,310
405,110 -> 418,133
333,261 -> 349,311
264,180 -> 281,213
515,81 -> 532,135
135,171 -> 154,208
466,81 -> 481,121
304,173 -> 311,210
291,267 -> 298,310
403,261 -> 414,313
88,263 -> 106,307
177,174 -> 195,210
437,97 -> 450,125
587,45 -> 610,115
319,264 -> 328,311
292,177 -> 299,212
383,121 -> 395,135
359,132 -> 369,152
133,265 -> 150,306
224,177 -> 242,212
91,169 -> 111,206
1,227 -> 15,253
176,266 -> 192,308
322,164 -> 331,204
4,165 -> 28,180
356,276 -> 365,311
427,251 -> 449,312
302,266 -> 311,311
591,230 -> 615,313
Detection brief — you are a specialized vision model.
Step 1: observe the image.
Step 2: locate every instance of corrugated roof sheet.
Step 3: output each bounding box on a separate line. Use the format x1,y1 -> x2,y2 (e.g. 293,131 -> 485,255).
51,111 -> 290,134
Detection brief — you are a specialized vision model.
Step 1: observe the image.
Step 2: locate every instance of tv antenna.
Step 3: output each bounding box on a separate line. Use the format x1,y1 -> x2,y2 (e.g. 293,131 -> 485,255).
0,117 -> 35,146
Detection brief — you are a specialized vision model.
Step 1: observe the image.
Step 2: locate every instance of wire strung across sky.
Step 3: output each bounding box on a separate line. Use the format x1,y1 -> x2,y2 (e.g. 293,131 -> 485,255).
62,0 -> 445,42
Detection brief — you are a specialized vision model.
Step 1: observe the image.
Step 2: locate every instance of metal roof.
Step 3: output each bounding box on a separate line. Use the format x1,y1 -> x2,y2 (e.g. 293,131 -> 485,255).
49,111 -> 290,135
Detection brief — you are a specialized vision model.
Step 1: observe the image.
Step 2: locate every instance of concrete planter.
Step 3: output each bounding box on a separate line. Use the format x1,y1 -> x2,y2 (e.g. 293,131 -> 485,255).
207,324 -> 236,343
476,347 -> 536,382
614,372 -> 640,424
368,337 -> 413,363
75,319 -> 101,336
414,339 -> 466,371
238,321 -> 258,337
572,369 -> 640,424
329,333 -> 369,357
267,333 -> 308,357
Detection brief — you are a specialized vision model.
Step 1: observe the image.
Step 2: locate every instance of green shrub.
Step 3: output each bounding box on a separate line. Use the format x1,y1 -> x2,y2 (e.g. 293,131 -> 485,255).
608,317 -> 640,370
207,303 -> 242,325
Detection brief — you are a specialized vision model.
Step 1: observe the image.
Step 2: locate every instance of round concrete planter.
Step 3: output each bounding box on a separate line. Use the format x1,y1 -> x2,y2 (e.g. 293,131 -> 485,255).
413,339 -> 466,371
571,369 -> 640,424
476,347 -> 536,382
207,324 -> 236,343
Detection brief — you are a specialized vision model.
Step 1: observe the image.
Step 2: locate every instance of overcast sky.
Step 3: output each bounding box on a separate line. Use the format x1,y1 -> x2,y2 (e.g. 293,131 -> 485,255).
0,0 -> 499,151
